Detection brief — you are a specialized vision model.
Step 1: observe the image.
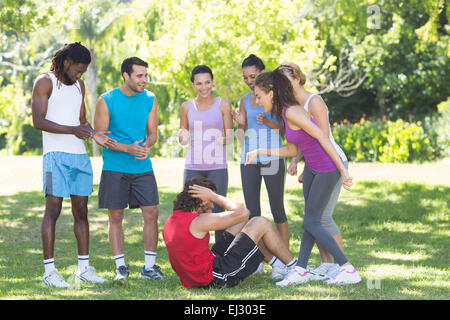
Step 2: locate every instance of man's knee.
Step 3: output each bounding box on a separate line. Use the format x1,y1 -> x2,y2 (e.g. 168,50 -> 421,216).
247,216 -> 271,230
44,197 -> 62,221
142,206 -> 158,222
108,210 -> 124,225
72,202 -> 88,221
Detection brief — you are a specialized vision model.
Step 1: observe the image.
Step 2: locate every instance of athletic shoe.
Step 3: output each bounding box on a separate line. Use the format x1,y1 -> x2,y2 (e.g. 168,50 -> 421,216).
140,265 -> 167,280
75,266 -> 107,284
42,270 -> 70,288
275,266 -> 313,287
252,263 -> 265,276
114,265 -> 130,280
271,264 -> 288,280
326,264 -> 340,278
310,263 -> 334,281
326,265 -> 362,285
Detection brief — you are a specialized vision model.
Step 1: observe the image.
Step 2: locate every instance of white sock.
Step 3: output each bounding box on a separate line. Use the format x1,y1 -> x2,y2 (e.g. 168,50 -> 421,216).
44,258 -> 56,275
144,251 -> 156,270
286,258 -> 297,268
322,262 -> 335,267
114,254 -> 126,269
268,256 -> 285,268
78,255 -> 89,270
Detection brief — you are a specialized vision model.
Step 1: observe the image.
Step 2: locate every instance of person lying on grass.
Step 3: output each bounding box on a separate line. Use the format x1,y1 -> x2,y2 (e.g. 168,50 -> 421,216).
163,177 -> 297,288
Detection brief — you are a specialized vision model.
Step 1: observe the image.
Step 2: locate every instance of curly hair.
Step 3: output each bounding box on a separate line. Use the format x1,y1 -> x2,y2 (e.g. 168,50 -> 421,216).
173,177 -> 217,212
254,70 -> 298,124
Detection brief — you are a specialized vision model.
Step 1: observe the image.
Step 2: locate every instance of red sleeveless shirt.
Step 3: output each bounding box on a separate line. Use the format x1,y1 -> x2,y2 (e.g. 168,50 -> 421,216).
163,210 -> 215,287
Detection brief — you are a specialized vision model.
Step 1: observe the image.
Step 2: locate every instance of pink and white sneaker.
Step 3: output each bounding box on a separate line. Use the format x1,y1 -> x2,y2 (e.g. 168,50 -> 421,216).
327,264 -> 362,285
275,266 -> 313,287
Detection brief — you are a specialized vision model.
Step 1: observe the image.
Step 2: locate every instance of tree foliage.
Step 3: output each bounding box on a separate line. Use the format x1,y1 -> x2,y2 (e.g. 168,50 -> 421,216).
0,0 -> 448,159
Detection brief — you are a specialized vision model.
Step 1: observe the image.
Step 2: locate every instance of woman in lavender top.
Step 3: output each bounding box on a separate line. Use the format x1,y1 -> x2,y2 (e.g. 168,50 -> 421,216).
245,69 -> 361,286
178,65 -> 233,242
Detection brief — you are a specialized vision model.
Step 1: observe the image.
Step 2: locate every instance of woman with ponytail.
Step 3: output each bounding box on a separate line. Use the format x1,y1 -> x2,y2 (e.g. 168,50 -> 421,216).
245,70 -> 361,286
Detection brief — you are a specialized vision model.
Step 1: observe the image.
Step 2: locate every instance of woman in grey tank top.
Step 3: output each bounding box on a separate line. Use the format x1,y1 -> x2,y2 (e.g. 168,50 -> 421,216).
178,65 -> 233,243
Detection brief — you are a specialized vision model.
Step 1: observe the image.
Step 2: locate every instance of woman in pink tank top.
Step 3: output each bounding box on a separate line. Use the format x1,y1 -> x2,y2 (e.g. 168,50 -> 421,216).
244,70 -> 362,287
178,65 -> 233,243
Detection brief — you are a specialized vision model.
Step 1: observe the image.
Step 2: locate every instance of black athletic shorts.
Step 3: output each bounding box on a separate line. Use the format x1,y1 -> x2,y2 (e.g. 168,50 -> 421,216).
205,231 -> 264,288
98,170 -> 159,209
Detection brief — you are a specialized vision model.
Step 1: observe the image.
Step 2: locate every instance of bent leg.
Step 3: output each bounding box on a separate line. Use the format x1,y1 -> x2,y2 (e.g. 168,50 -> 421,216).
241,217 -> 294,265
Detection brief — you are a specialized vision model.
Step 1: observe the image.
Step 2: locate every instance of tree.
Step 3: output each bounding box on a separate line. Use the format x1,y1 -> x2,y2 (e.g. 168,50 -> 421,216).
141,0 -> 326,104
67,0 -> 128,156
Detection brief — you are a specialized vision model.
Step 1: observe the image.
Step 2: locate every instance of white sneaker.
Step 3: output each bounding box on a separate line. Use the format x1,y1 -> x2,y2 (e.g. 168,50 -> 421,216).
252,263 -> 265,276
309,263 -> 332,281
271,264 -> 288,280
327,265 -> 362,285
75,266 -> 107,284
326,264 -> 340,278
42,270 -> 70,288
275,266 -> 313,287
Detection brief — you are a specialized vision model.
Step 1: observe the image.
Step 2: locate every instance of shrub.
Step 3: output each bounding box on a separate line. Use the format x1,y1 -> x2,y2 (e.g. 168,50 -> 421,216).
332,117 -> 443,163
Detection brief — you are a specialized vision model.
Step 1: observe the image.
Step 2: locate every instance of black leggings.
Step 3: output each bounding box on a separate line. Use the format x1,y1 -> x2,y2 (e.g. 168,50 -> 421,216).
240,159 -> 287,224
297,164 -> 348,268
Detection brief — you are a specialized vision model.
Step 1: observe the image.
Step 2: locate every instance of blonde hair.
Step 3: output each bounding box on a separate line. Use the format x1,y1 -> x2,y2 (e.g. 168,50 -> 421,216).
277,62 -> 306,86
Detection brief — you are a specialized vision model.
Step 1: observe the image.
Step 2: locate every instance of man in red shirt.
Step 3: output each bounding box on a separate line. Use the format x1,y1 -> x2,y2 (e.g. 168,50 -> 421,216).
163,177 -> 297,288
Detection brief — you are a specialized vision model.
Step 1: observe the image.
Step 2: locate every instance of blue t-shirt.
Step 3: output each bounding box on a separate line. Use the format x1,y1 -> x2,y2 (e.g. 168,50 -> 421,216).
101,88 -> 154,173
241,93 -> 283,163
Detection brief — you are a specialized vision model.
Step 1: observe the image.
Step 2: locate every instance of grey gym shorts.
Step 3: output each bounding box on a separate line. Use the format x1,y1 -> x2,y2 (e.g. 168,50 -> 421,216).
98,170 -> 159,209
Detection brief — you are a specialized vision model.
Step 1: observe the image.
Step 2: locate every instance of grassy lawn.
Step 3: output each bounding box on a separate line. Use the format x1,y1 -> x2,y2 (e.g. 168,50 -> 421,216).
0,156 -> 449,300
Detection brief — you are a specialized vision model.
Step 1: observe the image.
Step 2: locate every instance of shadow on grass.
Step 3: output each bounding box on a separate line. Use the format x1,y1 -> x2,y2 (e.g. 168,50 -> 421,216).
0,181 -> 448,299
284,181 -> 449,288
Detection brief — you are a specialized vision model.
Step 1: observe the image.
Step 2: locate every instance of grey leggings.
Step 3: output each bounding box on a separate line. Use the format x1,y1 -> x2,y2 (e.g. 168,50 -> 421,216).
319,161 -> 348,235
297,164 -> 348,268
183,168 -> 228,242
240,159 -> 287,224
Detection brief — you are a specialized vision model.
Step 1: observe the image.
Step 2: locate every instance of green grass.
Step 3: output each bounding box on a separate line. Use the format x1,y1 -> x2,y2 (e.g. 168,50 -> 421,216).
0,159 -> 449,300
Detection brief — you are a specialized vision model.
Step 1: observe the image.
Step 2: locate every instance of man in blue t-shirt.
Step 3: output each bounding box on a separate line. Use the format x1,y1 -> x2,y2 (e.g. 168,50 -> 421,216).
94,57 -> 166,281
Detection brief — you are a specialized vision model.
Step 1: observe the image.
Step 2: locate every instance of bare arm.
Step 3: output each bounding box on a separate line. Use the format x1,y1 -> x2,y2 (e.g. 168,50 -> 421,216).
31,74 -> 91,139
178,101 -> 190,146
219,99 -> 234,145
286,106 -> 353,190
232,96 -> 247,143
245,142 -> 298,165
256,112 -> 284,131
137,97 -> 159,160
94,97 -> 146,157
188,185 -> 250,238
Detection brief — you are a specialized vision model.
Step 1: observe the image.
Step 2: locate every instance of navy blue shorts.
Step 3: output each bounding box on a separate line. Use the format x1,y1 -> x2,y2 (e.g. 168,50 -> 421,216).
98,170 -> 159,209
